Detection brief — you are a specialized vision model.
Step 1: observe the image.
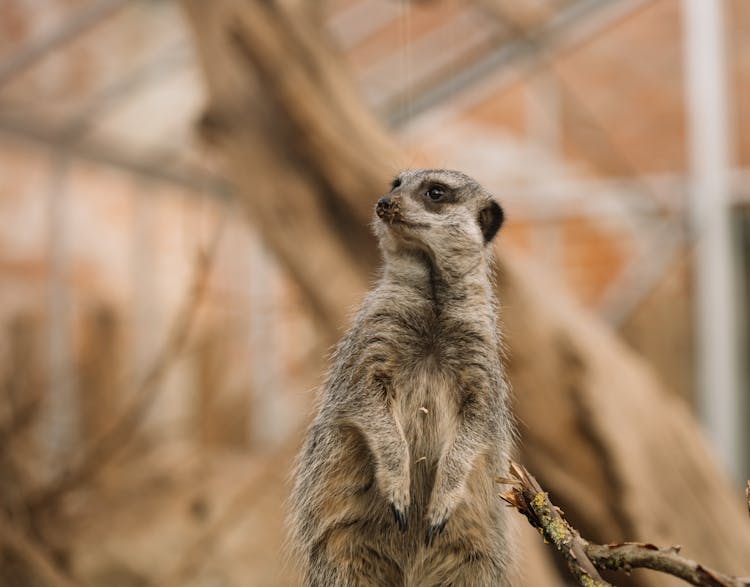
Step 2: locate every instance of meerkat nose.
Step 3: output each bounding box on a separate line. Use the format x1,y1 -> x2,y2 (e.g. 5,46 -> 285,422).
377,196 -> 392,210
376,195 -> 402,221
376,196 -> 394,217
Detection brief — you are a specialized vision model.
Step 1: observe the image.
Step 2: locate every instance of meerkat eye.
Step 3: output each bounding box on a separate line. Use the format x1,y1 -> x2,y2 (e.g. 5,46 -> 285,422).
391,177 -> 402,190
426,185 -> 446,202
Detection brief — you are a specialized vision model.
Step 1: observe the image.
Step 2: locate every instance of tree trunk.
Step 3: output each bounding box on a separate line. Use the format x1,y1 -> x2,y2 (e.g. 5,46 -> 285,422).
181,1 -> 750,585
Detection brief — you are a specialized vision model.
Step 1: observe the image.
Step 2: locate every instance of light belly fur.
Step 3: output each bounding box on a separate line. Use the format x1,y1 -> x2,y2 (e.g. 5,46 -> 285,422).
393,363 -> 460,516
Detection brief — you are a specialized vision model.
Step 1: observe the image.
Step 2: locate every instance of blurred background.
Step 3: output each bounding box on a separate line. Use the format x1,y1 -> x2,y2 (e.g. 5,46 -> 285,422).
0,0 -> 749,585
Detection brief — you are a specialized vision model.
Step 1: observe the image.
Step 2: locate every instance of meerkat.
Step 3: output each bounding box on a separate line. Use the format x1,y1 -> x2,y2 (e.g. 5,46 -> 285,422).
288,169 -> 515,586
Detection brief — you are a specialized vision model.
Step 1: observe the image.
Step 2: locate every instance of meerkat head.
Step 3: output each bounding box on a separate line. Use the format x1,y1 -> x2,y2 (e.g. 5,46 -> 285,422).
373,169 -> 504,264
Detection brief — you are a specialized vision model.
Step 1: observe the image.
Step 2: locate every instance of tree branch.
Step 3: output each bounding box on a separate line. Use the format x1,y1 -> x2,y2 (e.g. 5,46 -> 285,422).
150,436 -> 299,587
499,462 -> 750,587
588,542 -> 748,587
0,518 -> 81,587
499,462 -> 612,586
26,221 -> 224,510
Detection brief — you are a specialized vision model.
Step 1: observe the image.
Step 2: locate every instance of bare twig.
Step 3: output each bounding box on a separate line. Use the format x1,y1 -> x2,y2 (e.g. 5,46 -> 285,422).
27,221 -> 224,510
745,481 -> 749,518
151,435 -> 299,587
0,315 -> 44,455
499,462 -> 750,587
588,542 -> 747,587
0,518 -> 80,587
0,393 -> 41,454
499,461 -> 612,586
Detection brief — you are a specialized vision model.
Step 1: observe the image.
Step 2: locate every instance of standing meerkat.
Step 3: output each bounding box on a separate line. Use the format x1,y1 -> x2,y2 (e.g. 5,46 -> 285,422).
289,169 -> 515,586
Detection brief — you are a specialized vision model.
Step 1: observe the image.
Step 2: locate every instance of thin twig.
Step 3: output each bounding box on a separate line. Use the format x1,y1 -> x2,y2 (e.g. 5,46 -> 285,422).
150,435 -> 300,587
588,542 -> 746,587
27,220 -> 224,510
499,462 -> 612,586
0,518 -> 81,587
0,393 -> 41,454
498,462 -> 750,587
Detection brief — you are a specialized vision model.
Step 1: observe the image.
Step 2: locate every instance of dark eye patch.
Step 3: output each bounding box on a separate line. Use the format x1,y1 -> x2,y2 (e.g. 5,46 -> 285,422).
426,184 -> 446,201
421,181 -> 456,206
391,177 -> 402,190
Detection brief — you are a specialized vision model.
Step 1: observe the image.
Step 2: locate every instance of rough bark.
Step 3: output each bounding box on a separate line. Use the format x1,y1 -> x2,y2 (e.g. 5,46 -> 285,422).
501,462 -> 750,587
181,1 -> 750,585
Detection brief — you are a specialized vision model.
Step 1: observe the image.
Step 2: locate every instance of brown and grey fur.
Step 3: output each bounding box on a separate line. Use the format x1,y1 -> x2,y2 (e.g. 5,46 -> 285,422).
288,170 -> 515,586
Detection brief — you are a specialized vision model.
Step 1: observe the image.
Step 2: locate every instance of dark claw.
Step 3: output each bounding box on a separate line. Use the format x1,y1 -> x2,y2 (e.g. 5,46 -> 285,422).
424,518 -> 448,547
390,502 -> 408,532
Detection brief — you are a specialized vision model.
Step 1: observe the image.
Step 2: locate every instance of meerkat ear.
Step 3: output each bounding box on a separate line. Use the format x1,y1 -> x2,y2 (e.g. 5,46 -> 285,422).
478,200 -> 504,243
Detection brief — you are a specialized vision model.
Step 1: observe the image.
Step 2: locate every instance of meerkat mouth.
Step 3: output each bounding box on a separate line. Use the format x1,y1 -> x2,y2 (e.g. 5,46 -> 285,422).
375,197 -> 429,229
382,214 -> 405,225
384,217 -> 429,230
376,210 -> 427,230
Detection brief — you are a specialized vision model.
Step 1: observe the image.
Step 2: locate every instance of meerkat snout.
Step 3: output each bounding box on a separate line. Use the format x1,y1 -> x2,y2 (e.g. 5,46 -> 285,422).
375,194 -> 402,223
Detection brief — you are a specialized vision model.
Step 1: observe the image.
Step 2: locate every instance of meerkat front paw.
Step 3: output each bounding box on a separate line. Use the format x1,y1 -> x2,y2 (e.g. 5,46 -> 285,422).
424,517 -> 448,546
370,432 -> 411,532
390,501 -> 409,532
385,478 -> 410,532
425,488 -> 462,546
424,505 -> 450,546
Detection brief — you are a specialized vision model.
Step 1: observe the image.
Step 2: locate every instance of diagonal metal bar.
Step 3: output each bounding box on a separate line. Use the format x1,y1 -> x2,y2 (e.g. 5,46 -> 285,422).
387,0 -> 648,127
0,0 -> 131,88
365,6 -> 502,116
473,0 -> 661,192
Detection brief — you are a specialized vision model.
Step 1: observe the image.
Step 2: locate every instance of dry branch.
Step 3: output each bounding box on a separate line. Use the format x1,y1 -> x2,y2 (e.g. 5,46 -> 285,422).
151,436 -> 299,587
499,462 -> 612,586
500,462 -> 750,587
587,543 -> 748,587
27,223 -> 223,511
0,315 -> 44,454
0,518 -> 80,587
0,393 -> 41,454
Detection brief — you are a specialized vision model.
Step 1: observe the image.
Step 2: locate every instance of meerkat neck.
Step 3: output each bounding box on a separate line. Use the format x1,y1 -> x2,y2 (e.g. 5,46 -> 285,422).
382,248 -> 494,314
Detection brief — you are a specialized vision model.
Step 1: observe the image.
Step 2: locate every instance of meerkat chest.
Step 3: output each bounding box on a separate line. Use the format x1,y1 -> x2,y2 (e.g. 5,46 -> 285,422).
392,360 -> 460,460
